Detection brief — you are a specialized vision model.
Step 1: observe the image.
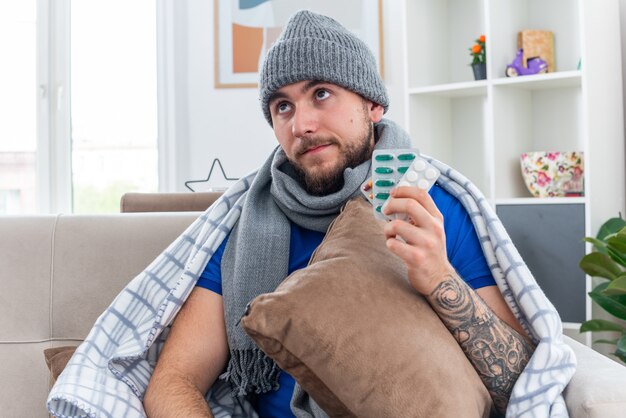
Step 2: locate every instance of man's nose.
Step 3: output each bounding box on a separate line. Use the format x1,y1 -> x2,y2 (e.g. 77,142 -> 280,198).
292,105 -> 318,138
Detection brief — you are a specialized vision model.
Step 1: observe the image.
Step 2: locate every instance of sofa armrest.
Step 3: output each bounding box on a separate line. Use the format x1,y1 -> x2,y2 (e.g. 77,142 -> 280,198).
563,335 -> 626,417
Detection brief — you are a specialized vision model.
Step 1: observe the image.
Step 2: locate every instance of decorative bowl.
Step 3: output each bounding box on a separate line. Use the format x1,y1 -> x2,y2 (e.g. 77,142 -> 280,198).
520,151 -> 584,197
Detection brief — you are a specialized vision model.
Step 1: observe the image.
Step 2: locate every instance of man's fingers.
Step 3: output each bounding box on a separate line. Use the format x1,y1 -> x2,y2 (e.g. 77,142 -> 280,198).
383,197 -> 427,226
384,219 -> 422,246
387,186 -> 442,220
385,235 -> 412,258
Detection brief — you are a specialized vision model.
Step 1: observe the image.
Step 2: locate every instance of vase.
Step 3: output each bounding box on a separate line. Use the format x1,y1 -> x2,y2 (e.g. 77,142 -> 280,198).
471,62 -> 487,80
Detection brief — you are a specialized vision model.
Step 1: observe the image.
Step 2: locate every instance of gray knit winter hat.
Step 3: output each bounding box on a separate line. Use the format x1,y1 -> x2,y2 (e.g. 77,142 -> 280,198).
259,10 -> 389,125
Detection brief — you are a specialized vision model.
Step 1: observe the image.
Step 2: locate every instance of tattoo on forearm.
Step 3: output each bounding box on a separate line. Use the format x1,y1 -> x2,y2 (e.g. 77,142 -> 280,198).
427,274 -> 536,414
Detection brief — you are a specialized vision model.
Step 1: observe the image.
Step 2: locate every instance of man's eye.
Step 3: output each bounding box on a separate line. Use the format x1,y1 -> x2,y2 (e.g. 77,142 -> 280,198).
277,102 -> 291,114
315,89 -> 330,100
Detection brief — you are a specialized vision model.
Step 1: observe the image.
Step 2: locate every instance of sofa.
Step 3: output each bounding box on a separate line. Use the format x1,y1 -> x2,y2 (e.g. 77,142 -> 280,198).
1,193 -> 626,417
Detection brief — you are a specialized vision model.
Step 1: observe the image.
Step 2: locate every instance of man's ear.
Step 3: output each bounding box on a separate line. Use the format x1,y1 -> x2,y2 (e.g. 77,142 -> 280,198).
368,101 -> 384,123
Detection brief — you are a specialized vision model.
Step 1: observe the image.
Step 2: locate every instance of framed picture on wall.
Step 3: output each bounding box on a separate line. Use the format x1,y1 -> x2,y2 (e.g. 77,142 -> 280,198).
214,0 -> 384,88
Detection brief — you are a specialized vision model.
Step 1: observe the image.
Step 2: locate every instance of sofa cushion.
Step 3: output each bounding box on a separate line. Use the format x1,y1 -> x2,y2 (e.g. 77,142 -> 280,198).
51,213 -> 198,339
241,197 -> 493,417
563,335 -> 626,418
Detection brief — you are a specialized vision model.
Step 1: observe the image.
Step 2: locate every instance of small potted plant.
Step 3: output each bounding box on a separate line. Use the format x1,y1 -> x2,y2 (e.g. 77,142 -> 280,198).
579,216 -> 626,364
469,35 -> 486,80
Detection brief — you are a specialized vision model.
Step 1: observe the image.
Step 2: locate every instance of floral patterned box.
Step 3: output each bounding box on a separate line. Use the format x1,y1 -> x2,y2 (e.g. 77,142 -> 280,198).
520,151 -> 584,197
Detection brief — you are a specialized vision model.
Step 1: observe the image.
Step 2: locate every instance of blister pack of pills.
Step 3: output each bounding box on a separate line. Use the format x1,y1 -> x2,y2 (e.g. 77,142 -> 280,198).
363,149 -> 440,221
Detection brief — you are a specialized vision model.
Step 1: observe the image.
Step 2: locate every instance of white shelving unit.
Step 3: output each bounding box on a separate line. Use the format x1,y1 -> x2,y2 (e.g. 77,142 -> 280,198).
397,0 -> 626,345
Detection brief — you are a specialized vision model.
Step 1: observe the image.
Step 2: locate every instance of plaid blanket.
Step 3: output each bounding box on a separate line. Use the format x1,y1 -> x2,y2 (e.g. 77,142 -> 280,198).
47,157 -> 576,418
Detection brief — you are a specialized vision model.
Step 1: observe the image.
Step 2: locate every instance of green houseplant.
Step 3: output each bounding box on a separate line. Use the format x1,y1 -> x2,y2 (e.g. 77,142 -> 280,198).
579,216 -> 626,364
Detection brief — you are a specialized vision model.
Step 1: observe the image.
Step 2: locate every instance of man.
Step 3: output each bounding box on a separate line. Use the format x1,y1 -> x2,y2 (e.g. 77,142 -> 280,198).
144,10 -> 535,417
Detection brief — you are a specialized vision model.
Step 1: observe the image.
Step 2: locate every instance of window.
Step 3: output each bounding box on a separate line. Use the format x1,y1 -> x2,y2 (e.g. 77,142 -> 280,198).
0,190 -> 22,214
70,1 -> 158,213
0,1 -> 38,214
0,1 -> 158,215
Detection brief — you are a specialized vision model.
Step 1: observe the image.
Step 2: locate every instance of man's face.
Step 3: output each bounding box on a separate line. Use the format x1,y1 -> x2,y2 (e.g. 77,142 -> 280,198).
268,80 -> 384,195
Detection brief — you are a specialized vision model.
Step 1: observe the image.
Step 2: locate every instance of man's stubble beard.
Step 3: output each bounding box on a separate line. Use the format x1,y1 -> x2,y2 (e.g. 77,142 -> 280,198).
291,117 -> 375,196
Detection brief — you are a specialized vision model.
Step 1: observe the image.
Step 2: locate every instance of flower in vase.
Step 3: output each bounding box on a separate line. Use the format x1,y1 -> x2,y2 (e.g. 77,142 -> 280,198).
469,35 -> 486,65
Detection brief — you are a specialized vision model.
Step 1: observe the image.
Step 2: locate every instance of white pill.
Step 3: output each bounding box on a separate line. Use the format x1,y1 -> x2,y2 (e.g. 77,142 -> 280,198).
425,168 -> 438,180
398,180 -> 411,187
413,159 -> 427,171
406,170 -> 418,182
418,179 -> 430,189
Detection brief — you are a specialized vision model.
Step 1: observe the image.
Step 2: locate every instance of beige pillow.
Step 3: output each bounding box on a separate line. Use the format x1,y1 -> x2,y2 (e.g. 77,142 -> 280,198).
241,197 -> 493,417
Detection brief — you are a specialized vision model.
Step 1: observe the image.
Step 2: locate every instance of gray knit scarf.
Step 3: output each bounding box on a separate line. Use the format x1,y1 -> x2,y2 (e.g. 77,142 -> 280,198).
219,118 -> 410,396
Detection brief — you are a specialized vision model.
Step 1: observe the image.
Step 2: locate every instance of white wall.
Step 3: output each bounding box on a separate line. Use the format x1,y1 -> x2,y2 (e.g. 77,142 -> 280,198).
168,0 -> 276,191
621,0 -> 626,181
173,0 -> 626,192
169,0 -> 406,191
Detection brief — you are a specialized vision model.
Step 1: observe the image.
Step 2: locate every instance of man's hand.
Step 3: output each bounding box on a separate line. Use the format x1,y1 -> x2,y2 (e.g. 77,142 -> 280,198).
382,186 -> 455,295
381,186 -> 536,415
